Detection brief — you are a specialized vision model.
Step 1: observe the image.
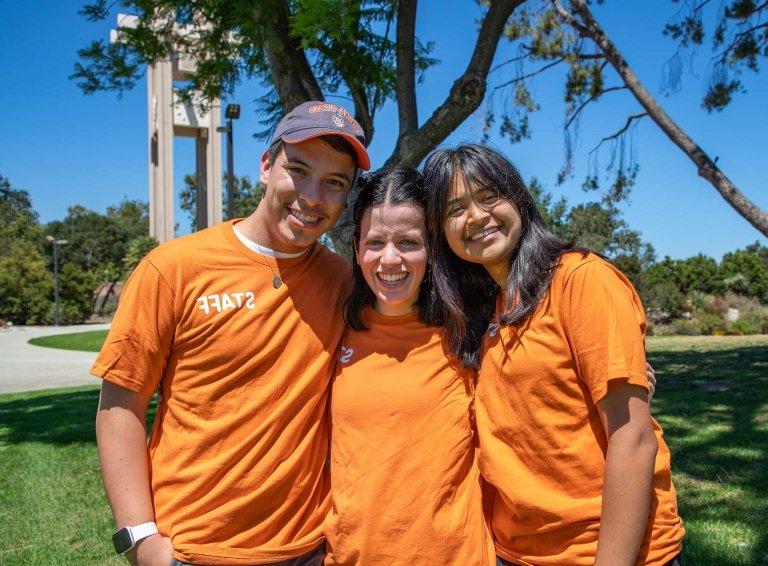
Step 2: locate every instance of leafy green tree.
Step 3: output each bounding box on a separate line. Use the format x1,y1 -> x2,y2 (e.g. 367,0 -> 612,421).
73,0 -> 523,168
123,235 -> 160,274
44,200 -> 148,274
57,263 -> 102,324
75,0 -> 767,239
675,254 -> 722,295
529,177 -> 655,286
0,243 -> 52,325
180,175 -> 265,230
744,241 -> 768,270
720,248 -> 768,300
0,176 -> 43,254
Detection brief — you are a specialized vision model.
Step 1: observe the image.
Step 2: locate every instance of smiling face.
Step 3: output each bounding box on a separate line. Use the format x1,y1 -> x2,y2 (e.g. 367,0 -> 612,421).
356,203 -> 428,317
253,137 -> 356,253
442,176 -> 523,284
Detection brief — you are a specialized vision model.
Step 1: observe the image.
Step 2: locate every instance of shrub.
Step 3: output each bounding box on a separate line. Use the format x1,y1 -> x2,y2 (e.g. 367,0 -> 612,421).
672,319 -> 703,336
735,307 -> 768,334
726,318 -> 761,335
693,312 -> 726,335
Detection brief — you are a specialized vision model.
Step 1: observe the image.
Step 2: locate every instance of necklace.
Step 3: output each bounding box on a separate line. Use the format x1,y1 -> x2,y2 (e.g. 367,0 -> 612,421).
252,241 -> 283,289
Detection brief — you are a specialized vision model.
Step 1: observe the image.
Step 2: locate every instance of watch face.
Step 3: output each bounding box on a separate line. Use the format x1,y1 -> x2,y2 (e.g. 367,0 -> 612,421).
112,528 -> 134,554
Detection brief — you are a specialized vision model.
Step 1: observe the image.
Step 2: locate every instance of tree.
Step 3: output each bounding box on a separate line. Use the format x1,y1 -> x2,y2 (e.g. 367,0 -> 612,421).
0,176 -> 42,254
675,254 -> 722,295
529,177 -> 655,285
74,0 -> 523,168
123,235 -> 159,273
44,200 -> 148,276
180,174 -> 265,230
74,1 -> 766,236
662,0 -> 768,112
492,0 -> 767,235
0,243 -> 53,325
720,248 -> 768,300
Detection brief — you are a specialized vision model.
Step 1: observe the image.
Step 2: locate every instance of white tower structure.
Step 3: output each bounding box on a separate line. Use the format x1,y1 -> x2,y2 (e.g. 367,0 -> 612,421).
112,14 -> 223,243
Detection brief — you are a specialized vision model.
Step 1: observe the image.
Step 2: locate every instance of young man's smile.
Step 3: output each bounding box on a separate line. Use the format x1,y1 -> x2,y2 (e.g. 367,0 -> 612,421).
250,137 -> 356,254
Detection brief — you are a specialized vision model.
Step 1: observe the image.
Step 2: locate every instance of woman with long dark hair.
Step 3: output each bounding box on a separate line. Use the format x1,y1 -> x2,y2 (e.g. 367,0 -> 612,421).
423,144 -> 684,566
323,167 -> 495,565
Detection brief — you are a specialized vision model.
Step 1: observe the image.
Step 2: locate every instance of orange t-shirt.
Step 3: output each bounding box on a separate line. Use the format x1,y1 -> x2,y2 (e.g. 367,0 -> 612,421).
91,220 -> 350,565
477,252 -> 684,566
325,309 -> 496,566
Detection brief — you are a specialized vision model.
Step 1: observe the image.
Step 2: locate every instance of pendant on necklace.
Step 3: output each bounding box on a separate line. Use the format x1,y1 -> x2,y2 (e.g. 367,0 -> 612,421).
272,276 -> 282,289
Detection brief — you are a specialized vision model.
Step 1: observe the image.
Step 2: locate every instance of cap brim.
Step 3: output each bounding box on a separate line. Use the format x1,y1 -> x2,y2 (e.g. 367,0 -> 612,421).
282,129 -> 371,171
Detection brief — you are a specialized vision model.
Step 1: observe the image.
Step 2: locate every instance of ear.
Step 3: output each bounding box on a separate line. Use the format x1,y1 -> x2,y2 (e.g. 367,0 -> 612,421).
353,235 -> 361,265
259,150 -> 272,185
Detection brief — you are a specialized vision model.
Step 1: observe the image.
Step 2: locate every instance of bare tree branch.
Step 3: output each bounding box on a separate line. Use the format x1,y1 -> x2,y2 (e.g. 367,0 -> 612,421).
589,112 -> 647,154
396,0 -> 419,137
564,85 -> 627,131
494,58 -> 564,90
554,0 -> 768,237
714,22 -> 768,64
490,52 -> 531,74
385,0 -> 527,168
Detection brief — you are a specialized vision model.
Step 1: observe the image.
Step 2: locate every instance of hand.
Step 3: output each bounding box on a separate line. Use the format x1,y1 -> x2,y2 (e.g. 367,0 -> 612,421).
645,362 -> 656,401
125,534 -> 174,566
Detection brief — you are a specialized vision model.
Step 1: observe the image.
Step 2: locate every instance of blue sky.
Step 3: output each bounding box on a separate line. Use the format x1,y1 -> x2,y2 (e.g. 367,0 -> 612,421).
1,1 -> 766,260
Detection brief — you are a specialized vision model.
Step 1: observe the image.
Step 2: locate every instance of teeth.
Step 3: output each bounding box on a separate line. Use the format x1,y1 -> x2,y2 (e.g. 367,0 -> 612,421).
292,210 -> 320,224
378,272 -> 408,282
469,227 -> 499,241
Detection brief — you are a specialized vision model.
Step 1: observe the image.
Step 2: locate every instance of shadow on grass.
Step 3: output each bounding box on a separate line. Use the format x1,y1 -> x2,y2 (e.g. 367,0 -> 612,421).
1,343 -> 765,564
0,387 -> 156,446
649,344 -> 768,566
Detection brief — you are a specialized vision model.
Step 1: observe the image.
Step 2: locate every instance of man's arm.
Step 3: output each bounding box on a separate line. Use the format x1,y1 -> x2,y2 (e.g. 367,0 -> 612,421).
96,380 -> 173,566
594,381 -> 658,566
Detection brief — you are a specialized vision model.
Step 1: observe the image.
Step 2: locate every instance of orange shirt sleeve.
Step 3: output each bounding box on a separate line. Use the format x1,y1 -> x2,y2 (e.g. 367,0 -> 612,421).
90,257 -> 175,396
559,257 -> 649,404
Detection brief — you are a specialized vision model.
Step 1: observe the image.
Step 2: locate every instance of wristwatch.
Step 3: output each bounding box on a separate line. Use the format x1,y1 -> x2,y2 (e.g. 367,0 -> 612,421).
112,521 -> 159,554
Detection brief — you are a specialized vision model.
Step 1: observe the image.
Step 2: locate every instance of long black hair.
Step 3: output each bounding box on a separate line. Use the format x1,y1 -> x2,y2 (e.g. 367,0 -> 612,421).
423,144 -> 578,369
344,167 -> 441,330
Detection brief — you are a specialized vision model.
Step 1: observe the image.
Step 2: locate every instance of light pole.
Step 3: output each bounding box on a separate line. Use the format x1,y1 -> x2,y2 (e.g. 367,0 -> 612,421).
46,235 -> 69,326
219,103 -> 241,220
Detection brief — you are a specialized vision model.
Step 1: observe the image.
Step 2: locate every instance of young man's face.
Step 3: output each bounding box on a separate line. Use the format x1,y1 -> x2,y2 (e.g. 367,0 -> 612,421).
258,138 -> 356,253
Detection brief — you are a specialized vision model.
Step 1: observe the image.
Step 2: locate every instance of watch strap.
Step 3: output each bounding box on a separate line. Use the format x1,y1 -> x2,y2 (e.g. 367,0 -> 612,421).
112,521 -> 159,554
130,521 -> 159,542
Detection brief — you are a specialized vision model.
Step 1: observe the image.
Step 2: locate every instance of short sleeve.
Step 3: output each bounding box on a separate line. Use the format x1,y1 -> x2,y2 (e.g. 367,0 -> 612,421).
90,258 -> 176,396
559,258 -> 648,404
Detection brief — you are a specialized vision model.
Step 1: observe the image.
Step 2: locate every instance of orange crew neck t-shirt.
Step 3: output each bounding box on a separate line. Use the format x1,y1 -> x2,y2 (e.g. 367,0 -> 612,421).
477,252 -> 684,566
91,220 -> 350,565
325,308 -> 496,566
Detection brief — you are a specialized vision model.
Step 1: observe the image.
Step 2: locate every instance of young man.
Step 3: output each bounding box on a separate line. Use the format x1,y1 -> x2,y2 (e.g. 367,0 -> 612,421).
93,101 -> 370,566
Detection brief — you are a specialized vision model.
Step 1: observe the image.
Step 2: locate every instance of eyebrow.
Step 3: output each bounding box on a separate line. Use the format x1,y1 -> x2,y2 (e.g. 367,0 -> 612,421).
446,186 -> 493,208
284,158 -> 352,183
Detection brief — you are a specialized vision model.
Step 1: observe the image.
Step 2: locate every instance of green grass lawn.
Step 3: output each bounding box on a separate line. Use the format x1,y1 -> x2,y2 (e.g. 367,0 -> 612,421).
28,330 -> 109,352
646,335 -> 768,565
2,335 -> 767,564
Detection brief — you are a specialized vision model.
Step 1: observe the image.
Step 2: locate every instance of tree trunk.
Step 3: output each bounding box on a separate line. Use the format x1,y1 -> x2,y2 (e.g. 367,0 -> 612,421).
384,0 -> 526,168
556,0 -> 768,237
255,1 -> 324,112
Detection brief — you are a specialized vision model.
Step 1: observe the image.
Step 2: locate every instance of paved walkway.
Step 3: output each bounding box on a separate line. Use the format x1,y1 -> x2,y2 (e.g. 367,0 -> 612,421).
0,324 -> 110,394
